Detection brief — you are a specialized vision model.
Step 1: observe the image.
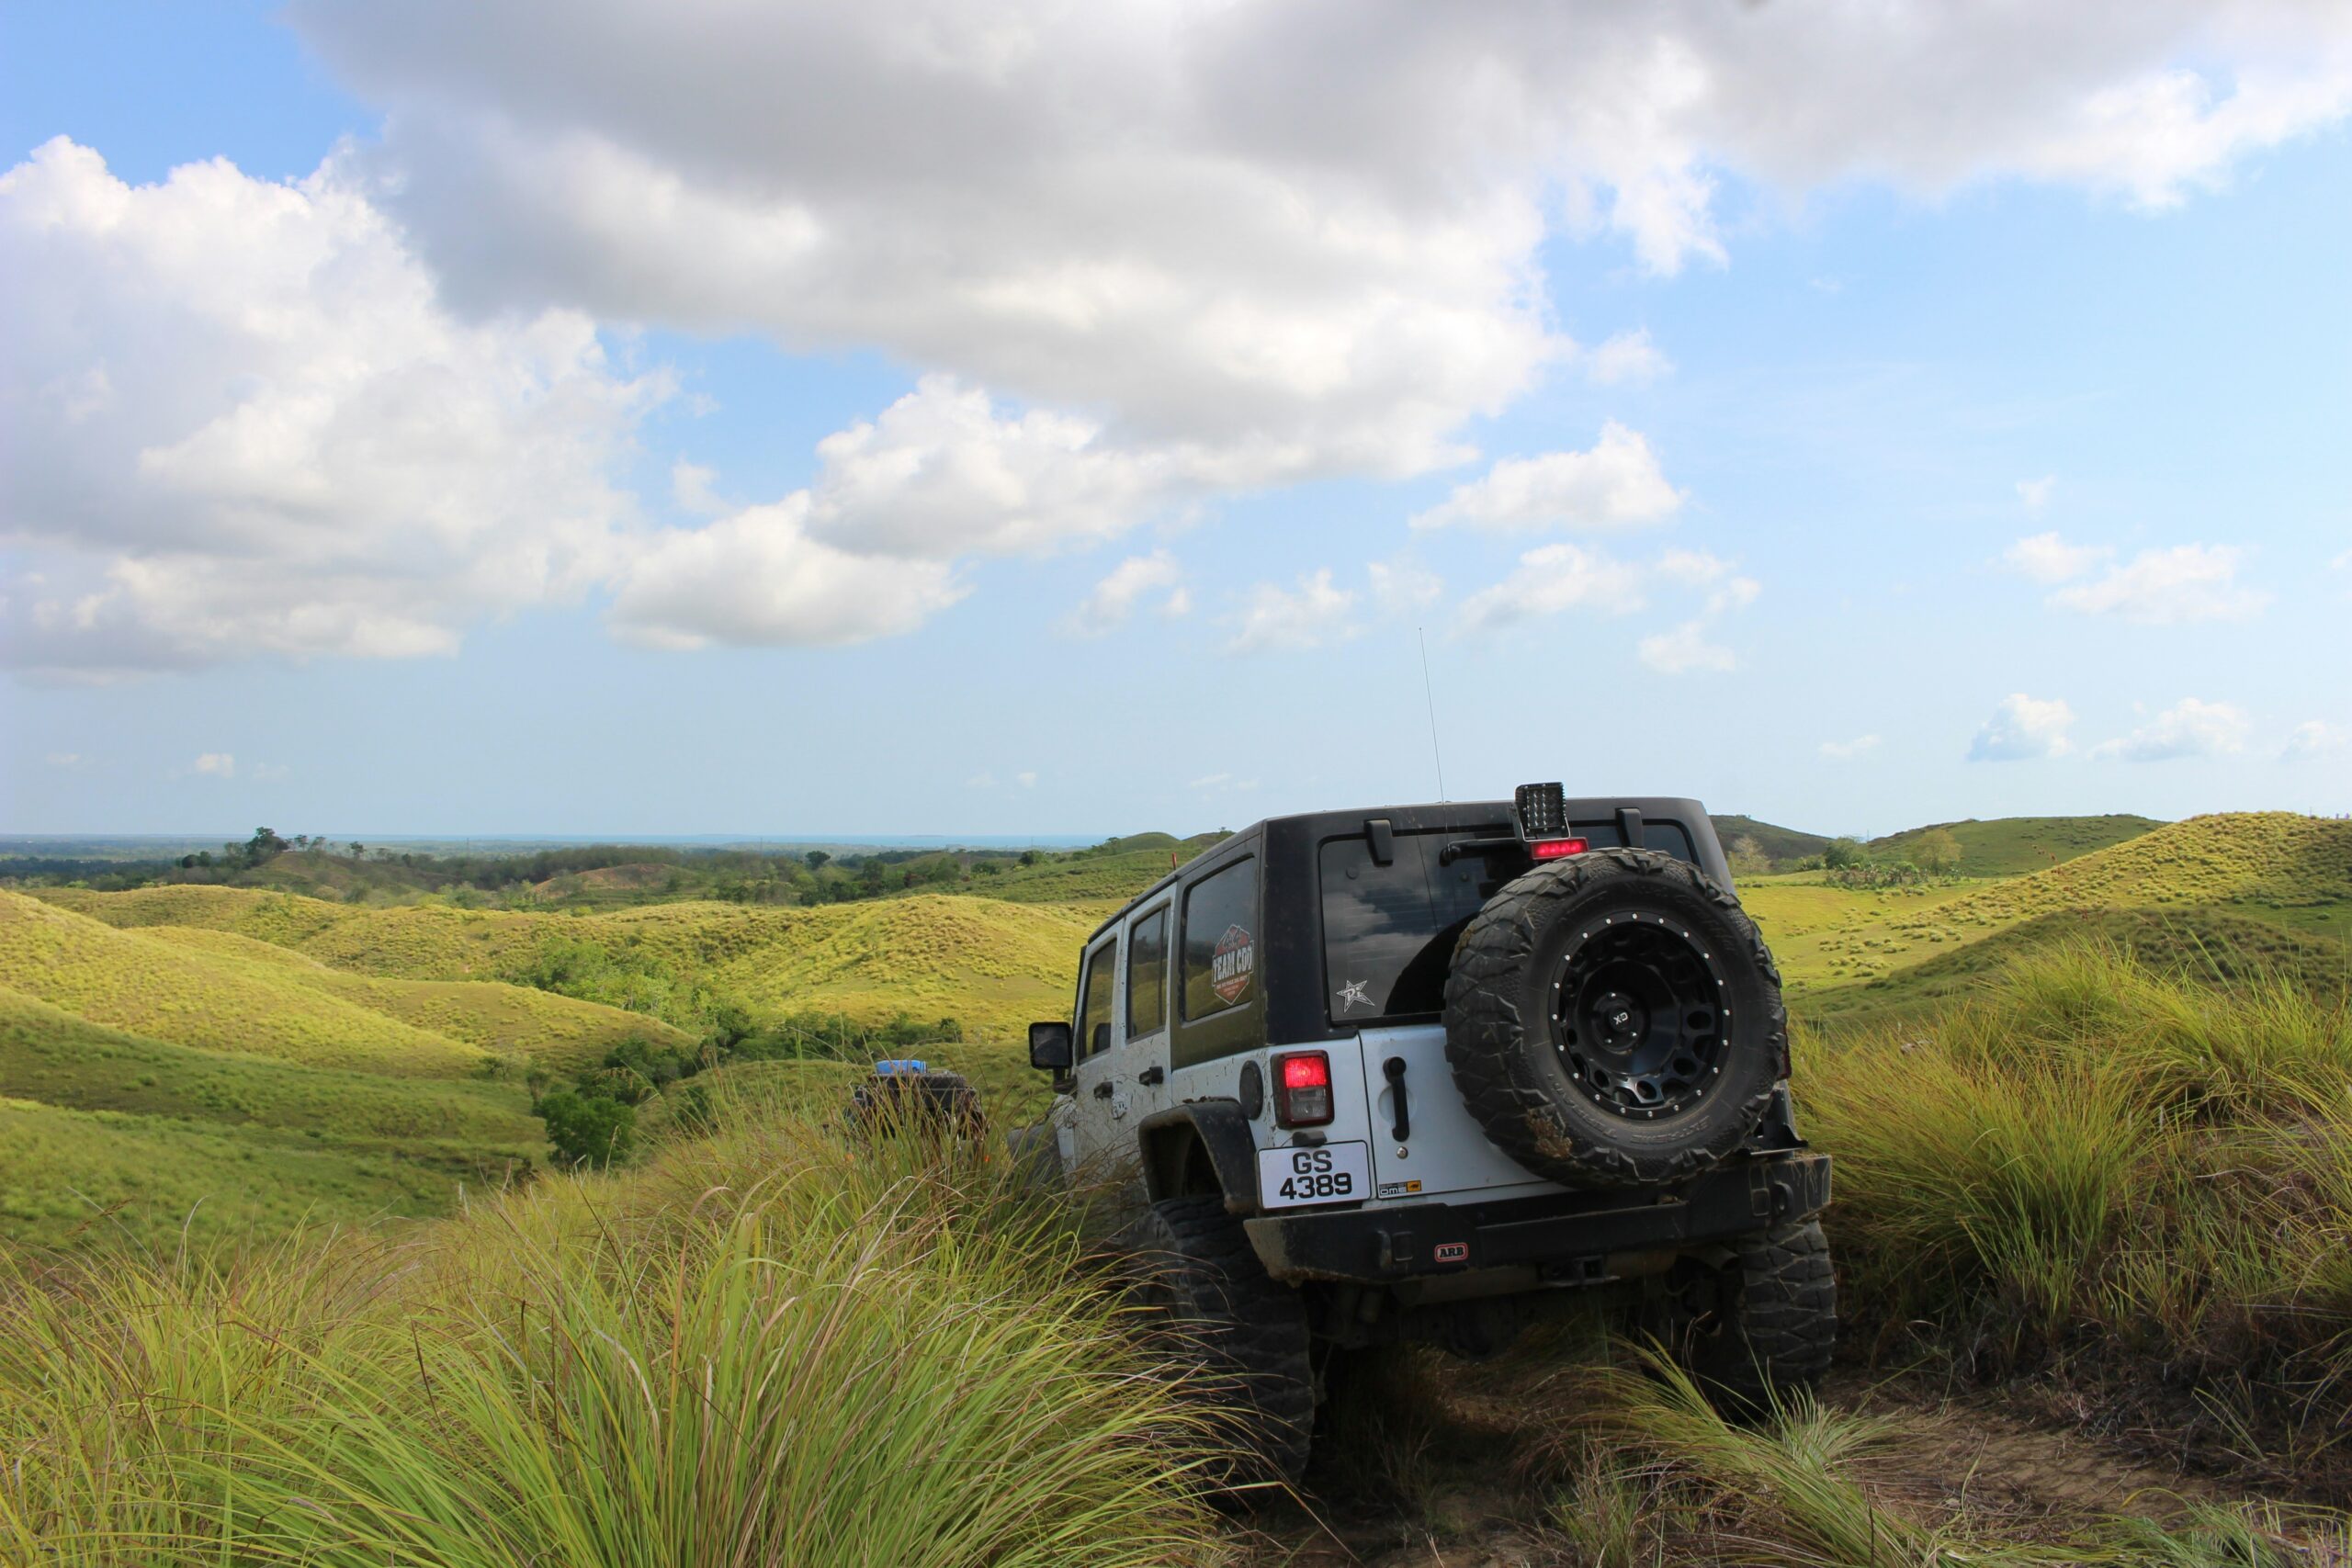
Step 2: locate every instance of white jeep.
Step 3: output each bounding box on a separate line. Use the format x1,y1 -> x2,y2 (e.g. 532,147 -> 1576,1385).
1020,785 -> 1836,1484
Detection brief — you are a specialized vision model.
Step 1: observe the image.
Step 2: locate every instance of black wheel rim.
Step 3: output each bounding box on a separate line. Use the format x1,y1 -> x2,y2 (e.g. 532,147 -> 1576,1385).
1549,911 -> 1729,1119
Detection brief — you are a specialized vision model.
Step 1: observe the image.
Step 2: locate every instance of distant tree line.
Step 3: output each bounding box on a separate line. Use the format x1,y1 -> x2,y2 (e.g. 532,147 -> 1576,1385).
4,832 -> 1101,906
1782,826 -> 1963,887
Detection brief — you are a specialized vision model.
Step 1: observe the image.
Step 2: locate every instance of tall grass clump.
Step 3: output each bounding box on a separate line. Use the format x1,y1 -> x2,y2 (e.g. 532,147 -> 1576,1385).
0,1098 -> 1222,1565
1945,941 -> 2352,1114
1537,1351 -> 2082,1567
1804,1038 -> 2157,1333
1804,938 -> 2352,1453
1535,1350 -> 2352,1566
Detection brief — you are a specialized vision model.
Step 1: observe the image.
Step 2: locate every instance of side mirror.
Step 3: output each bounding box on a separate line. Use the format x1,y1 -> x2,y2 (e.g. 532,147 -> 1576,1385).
1028,1021 -> 1074,1072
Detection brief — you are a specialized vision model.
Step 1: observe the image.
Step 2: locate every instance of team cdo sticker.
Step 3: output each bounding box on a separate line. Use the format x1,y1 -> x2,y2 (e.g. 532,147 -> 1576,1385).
1211,924 -> 1256,1004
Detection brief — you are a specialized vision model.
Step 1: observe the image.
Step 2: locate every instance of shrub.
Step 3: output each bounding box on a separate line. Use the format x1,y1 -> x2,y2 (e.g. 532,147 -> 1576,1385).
535,1087 -> 635,1168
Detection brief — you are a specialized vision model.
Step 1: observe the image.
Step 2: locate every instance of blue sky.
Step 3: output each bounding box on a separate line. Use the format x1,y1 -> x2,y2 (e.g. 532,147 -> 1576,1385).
3,2 -> 2346,840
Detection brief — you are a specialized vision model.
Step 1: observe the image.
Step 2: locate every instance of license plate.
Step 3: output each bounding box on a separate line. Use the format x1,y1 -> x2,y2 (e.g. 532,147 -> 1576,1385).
1257,1141 -> 1371,1210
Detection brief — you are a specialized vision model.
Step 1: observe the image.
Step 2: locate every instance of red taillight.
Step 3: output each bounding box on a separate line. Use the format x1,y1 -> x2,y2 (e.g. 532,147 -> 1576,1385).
1272,1050 -> 1334,1127
1530,837 -> 1588,861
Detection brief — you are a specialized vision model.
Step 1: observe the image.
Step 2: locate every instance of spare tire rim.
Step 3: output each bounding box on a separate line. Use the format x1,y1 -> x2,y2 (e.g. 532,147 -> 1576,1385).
1549,911 -> 1729,1119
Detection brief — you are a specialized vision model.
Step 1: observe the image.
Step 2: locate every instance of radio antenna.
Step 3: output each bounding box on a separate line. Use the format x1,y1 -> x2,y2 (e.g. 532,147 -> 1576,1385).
1417,626 -> 1448,802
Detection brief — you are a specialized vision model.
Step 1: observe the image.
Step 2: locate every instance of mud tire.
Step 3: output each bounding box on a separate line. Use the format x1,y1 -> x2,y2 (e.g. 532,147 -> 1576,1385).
1120,1194 -> 1314,1498
1652,1218 -> 1838,1418
1442,847 -> 1783,1187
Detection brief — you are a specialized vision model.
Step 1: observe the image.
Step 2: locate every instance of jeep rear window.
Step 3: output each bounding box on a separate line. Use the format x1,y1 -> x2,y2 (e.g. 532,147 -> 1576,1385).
1572,817 -> 1697,862
1320,829 -> 1510,1024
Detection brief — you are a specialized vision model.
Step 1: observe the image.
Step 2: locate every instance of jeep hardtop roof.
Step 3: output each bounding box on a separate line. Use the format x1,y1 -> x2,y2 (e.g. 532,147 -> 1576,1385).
1080,796 -> 1731,1049
1090,795 -> 1732,944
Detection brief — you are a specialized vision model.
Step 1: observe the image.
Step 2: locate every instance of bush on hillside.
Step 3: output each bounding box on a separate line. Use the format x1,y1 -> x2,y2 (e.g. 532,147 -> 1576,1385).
1911,826 -> 1963,875
535,1087 -> 636,1168
1821,836 -> 1869,870
1820,859 -> 1934,889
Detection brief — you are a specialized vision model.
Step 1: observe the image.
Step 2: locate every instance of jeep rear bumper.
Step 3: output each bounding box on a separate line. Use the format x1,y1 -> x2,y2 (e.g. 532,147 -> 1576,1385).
1243,1152 -> 1830,1286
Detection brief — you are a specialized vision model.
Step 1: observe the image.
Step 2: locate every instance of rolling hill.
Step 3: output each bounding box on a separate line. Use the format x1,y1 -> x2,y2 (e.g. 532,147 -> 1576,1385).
0,892 -> 497,1078
0,1095 -> 510,1247
1709,815 -> 1831,867
140,926 -> 694,1068
34,884 -> 1093,1043
1793,906 -> 2352,1026
1868,813 -> 2164,876
0,987 -> 540,1146
1747,812 -> 2352,999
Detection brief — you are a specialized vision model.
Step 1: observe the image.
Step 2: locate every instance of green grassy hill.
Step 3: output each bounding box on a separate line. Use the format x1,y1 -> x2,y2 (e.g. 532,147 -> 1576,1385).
1869,813 -> 2164,876
0,988 -> 539,1147
1709,815 -> 1830,867
37,882 -> 1089,1044
0,891 -> 496,1078
141,926 -> 693,1069
1888,810 -> 2347,932
1795,906 -> 2352,1027
0,1096 -> 508,1247
1749,812 -> 2352,1000
954,834 -> 1219,907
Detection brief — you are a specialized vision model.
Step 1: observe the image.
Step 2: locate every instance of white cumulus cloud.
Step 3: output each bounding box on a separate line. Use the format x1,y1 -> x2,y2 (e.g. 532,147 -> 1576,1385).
2016,476 -> 2057,513
801,378 -> 1207,559
2003,531 -> 2109,584
299,0 -> 2352,400
1457,544 -> 1647,633
1638,621 -> 1737,675
192,752 -> 236,778
281,2 -> 2352,593
1969,694 -> 2076,761
2091,697 -> 2252,761
1063,549 -> 1188,637
1227,570 -> 1358,654
2282,720 -> 2347,761
0,139 -> 665,679
671,460 -> 727,516
2049,544 -> 2267,624
1410,423 -> 1682,533
1584,330 -> 1671,385
608,497 -> 964,650
1453,544 -> 1757,668
1820,735 -> 1882,760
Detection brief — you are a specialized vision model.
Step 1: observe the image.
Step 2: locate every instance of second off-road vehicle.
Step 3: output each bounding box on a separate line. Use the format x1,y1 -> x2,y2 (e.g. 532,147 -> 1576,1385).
1021,784 -> 1834,1483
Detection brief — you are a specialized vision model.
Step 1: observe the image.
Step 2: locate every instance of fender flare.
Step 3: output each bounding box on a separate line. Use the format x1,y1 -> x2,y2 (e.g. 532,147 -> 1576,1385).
1136,1101 -> 1263,1216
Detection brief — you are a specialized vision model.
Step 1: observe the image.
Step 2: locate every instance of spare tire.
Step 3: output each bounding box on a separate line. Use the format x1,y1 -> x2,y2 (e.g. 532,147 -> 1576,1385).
1442,847 -> 1783,1188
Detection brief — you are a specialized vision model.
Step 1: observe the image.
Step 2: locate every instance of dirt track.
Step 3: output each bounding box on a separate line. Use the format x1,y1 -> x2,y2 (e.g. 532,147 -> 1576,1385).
1231,1357 -> 2299,1566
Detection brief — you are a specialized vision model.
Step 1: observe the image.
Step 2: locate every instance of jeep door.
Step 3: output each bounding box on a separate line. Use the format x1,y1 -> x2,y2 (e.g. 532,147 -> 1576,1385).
1066,904 -> 1177,1177
1065,933 -> 1121,1174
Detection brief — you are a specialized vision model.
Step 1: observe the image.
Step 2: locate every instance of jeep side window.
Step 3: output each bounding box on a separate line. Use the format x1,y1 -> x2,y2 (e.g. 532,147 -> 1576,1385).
1077,937 -> 1117,1058
1181,856 -> 1258,1021
1126,907 -> 1169,1040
